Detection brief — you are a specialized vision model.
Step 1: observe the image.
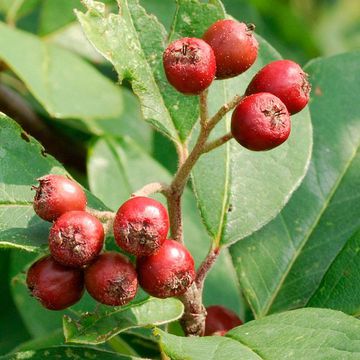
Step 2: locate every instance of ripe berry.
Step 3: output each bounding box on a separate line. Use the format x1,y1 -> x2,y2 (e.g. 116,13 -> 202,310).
26,255 -> 84,310
85,252 -> 138,306
137,239 -> 195,298
163,37 -> 216,94
49,211 -> 104,268
33,174 -> 87,222
113,197 -> 169,257
246,60 -> 311,114
231,93 -> 291,151
203,19 -> 258,79
205,305 -> 243,336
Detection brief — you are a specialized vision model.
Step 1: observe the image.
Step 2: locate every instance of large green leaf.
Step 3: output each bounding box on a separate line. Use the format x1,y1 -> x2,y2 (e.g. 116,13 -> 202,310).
76,0 -> 224,143
158,308 -> 360,360
231,51 -> 360,318
64,297 -> 183,344
0,250 -> 30,355
308,229 -> 360,316
0,347 -> 143,360
87,136 -> 243,315
191,42 -> 312,246
0,115 -> 104,252
0,21 -> 122,120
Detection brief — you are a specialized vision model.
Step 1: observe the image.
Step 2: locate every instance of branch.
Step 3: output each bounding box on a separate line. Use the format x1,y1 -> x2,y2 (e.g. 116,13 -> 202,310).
0,83 -> 86,171
195,247 -> 220,289
131,182 -> 169,197
203,132 -> 233,154
199,89 -> 209,127
207,94 -> 243,130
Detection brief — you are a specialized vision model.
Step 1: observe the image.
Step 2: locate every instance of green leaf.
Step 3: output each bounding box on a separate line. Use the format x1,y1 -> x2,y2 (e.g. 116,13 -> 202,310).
76,0 -> 223,143
38,0 -> 79,35
0,250 -> 30,354
192,36 -> 312,246
87,136 -> 243,314
231,51 -> 360,318
1,347 -> 143,360
0,115 -> 104,252
0,21 -> 122,120
157,308 -> 360,360
64,297 -> 183,344
308,229 -> 360,316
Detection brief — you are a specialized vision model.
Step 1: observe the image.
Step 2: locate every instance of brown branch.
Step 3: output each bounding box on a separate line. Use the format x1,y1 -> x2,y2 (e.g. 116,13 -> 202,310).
199,89 -> 209,127
195,247 -> 220,289
207,94 -> 243,130
0,83 -> 86,171
203,132 -> 233,154
131,182 -> 169,198
167,94 -> 243,336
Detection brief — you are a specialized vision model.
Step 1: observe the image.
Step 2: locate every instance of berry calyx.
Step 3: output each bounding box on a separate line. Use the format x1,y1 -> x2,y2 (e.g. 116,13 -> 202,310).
231,93 -> 291,151
49,210 -> 104,268
246,59 -> 311,114
33,174 -> 87,222
163,37 -> 216,94
137,239 -> 195,298
205,305 -> 243,336
26,255 -> 84,310
113,197 -> 169,257
203,19 -> 258,79
85,252 -> 138,306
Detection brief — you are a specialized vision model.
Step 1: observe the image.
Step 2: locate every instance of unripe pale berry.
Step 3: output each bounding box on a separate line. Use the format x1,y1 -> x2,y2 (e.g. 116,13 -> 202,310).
205,305 -> 243,336
85,252 -> 138,306
246,59 -> 311,114
231,93 -> 291,151
137,239 -> 195,298
163,37 -> 216,94
32,174 -> 87,222
203,19 -> 258,79
26,255 -> 84,310
49,211 -> 104,268
113,197 -> 169,257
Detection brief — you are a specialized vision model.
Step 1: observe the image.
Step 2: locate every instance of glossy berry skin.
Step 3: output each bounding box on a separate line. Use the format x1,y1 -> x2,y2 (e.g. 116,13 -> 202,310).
49,211 -> 104,268
246,60 -> 311,114
26,255 -> 84,310
231,93 -> 291,151
33,174 -> 87,222
85,252 -> 138,306
113,197 -> 169,257
205,305 -> 243,336
163,37 -> 216,94
137,239 -> 195,298
203,19 -> 258,79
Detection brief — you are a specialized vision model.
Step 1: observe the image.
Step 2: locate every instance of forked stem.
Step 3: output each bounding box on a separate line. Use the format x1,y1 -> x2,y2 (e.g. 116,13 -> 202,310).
169,92 -> 242,336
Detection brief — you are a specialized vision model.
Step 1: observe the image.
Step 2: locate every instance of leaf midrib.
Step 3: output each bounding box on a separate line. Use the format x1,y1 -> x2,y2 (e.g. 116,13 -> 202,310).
260,142 -> 360,317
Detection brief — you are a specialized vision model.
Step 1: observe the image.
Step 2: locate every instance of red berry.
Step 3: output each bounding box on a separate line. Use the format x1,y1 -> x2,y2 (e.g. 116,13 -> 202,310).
137,239 -> 195,298
203,19 -> 258,79
163,37 -> 216,94
85,252 -> 138,306
231,93 -> 291,151
26,255 -> 84,310
49,211 -> 104,268
205,305 -> 243,336
246,59 -> 311,114
113,197 -> 169,257
33,174 -> 87,222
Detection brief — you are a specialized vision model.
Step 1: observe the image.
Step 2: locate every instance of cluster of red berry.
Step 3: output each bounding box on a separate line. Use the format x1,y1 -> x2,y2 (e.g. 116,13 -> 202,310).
27,174 -> 195,310
163,19 -> 311,151
26,18 -> 311,336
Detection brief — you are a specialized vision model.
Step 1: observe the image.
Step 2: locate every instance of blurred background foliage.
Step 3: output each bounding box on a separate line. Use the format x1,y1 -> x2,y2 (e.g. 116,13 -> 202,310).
0,0 -> 359,356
